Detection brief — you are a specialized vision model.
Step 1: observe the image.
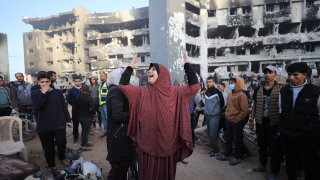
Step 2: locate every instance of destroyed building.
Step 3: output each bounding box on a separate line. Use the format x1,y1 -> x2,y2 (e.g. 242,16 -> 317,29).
23,0 -> 320,83
0,33 -> 9,81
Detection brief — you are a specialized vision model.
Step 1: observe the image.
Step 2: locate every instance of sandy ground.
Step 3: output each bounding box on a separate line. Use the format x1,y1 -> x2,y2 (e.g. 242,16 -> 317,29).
23,115 -> 292,180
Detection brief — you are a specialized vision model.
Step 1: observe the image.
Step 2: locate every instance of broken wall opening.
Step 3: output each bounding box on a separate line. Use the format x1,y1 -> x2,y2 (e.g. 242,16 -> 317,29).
185,2 -> 200,15
117,37 -> 128,46
186,43 -> 200,57
238,65 -> 247,71
258,25 -> 273,36
236,47 -> 246,55
208,48 -> 216,57
250,47 -> 260,55
131,36 -> 143,46
251,61 -> 260,73
207,26 -> 236,39
230,7 -> 237,15
208,66 -> 218,73
242,6 -> 252,14
239,26 -> 256,37
305,42 -> 320,52
301,20 -> 320,33
279,23 -> 300,34
100,38 -> 112,45
208,10 -> 216,17
87,40 -> 98,46
186,23 -> 200,37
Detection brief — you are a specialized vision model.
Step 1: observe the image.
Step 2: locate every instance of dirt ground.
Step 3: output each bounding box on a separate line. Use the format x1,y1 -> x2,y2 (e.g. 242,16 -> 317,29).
24,116 -> 289,180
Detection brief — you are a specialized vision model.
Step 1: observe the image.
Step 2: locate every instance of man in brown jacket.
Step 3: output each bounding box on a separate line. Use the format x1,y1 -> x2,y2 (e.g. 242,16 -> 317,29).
216,76 -> 249,166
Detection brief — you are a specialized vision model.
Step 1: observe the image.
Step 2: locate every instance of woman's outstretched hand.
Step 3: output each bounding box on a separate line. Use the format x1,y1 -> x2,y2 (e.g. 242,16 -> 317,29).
182,51 -> 189,64
130,53 -> 139,69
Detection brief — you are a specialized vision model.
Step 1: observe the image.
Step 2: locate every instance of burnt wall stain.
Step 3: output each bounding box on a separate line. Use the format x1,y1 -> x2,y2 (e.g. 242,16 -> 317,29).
305,4 -> 320,21
264,9 -> 291,24
229,14 -> 253,27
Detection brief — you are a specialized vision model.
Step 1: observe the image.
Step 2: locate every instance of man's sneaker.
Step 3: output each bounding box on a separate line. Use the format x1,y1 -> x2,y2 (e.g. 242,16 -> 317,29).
247,165 -> 267,172
180,160 -> 188,164
209,152 -> 221,158
229,158 -> 241,166
215,154 -> 230,161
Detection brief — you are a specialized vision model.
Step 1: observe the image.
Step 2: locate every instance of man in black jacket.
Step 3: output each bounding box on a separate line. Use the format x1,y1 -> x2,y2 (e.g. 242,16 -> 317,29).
106,68 -> 133,180
75,84 -> 95,151
31,72 -> 72,174
279,62 -> 320,180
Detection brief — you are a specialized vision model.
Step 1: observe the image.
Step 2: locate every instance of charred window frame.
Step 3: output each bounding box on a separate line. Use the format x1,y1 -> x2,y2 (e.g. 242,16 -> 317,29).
236,48 -> 246,55
29,62 -> 34,68
238,65 -> 247,71
47,61 -> 54,66
242,6 -> 252,14
186,23 -> 200,37
28,49 -> 34,54
208,10 -> 216,17
141,55 -> 145,63
266,4 -> 274,12
208,48 -> 216,57
28,35 -> 32,41
186,43 -> 200,57
279,2 -> 290,11
230,7 -> 237,15
185,2 -> 200,15
306,0 -> 315,8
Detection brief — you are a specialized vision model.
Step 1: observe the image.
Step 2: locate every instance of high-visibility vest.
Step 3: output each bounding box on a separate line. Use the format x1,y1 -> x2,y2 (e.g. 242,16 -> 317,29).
98,81 -> 108,106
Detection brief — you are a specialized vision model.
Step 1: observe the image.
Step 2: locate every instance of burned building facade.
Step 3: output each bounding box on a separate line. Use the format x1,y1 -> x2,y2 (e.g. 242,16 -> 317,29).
23,0 -> 320,83
23,7 -> 150,83
0,33 -> 9,81
184,0 -> 320,78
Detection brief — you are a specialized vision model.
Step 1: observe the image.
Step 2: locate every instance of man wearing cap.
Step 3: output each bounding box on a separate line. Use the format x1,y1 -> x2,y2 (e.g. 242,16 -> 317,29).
250,65 -> 283,180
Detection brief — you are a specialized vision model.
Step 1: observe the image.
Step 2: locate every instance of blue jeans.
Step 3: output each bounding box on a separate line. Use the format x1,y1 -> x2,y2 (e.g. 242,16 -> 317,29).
100,105 -> 108,131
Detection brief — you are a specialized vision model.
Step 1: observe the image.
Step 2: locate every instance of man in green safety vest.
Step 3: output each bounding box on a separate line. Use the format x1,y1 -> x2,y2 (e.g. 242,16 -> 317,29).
99,72 -> 108,137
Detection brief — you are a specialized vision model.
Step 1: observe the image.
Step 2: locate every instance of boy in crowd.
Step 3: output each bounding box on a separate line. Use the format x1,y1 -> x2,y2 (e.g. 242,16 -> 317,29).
279,62 -> 320,180
250,65 -> 283,180
204,76 -> 224,157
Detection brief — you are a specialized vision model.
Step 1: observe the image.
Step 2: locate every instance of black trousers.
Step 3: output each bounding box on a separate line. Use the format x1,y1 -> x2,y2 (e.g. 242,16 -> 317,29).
0,106 -> 12,116
79,117 -> 92,146
240,116 -> 250,156
72,110 -> 79,139
281,135 -> 320,180
38,128 -> 66,168
108,160 -> 131,180
225,121 -> 243,159
256,118 -> 283,175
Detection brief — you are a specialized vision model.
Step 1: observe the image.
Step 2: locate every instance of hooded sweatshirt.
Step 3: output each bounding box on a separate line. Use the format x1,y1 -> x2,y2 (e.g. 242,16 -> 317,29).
225,77 -> 249,123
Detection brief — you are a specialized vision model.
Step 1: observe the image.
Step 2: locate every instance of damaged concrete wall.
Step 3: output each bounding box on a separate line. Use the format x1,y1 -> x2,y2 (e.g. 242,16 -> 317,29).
23,0 -> 320,83
149,0 -> 186,82
0,33 -> 9,81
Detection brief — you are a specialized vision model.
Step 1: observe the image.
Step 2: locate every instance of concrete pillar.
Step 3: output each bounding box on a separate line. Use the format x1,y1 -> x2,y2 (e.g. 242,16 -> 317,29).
149,0 -> 186,82
259,62 -> 262,73
199,7 -> 208,79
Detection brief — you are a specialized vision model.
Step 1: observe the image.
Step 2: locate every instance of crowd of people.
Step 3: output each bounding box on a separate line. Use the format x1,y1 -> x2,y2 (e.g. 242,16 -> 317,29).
0,53 -> 319,180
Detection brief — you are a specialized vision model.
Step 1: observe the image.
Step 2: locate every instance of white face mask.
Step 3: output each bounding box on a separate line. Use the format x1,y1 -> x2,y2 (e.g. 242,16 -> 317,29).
229,84 -> 235,91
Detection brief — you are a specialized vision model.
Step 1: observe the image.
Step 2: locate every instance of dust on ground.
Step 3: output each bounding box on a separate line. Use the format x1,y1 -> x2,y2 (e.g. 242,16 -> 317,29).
25,116 -> 289,180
